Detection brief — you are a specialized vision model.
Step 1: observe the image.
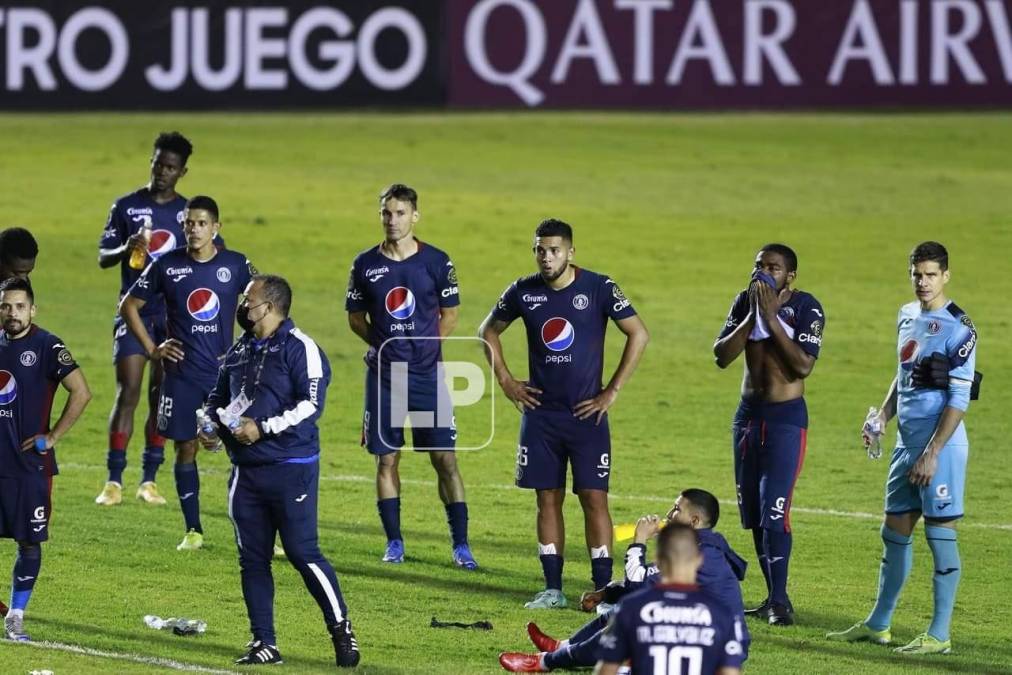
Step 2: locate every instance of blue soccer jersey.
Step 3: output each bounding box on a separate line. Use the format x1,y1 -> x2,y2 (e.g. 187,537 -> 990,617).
491,268 -> 637,413
0,326 -> 79,479
100,188 -> 187,318
895,300 -> 977,449
345,240 -> 459,373
598,583 -> 745,675
717,288 -> 825,359
128,248 -> 254,384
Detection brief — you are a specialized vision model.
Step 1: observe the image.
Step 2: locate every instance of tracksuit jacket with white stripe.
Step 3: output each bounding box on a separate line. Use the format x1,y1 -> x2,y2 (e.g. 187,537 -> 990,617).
207,318 -> 331,464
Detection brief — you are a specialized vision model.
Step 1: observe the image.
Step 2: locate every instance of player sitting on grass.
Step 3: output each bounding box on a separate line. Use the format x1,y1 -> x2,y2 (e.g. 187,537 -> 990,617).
498,488 -> 749,672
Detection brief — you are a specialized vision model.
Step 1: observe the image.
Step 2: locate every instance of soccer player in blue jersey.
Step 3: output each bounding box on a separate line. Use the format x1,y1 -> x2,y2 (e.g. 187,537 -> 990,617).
594,523 -> 745,675
827,242 -> 977,655
121,195 -> 255,551
713,243 -> 825,626
0,278 -> 92,641
0,228 -> 38,281
96,132 -> 193,507
480,219 -> 649,609
499,489 -> 749,672
346,184 -> 477,569
199,275 -> 360,667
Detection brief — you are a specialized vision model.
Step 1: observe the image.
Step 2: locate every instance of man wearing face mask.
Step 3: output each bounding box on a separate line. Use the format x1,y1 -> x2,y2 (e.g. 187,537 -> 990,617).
712,244 -> 825,626
199,275 -> 360,668
121,196 -> 255,551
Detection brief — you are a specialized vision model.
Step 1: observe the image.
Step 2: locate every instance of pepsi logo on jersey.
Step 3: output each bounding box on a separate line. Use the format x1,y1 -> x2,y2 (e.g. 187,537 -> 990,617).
187,289 -> 221,333
385,287 -> 416,331
0,370 -> 17,414
148,230 -> 176,259
542,317 -> 575,363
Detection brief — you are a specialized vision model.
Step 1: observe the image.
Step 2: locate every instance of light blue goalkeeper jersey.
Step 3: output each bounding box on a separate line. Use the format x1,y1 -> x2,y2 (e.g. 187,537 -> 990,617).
895,300 -> 977,449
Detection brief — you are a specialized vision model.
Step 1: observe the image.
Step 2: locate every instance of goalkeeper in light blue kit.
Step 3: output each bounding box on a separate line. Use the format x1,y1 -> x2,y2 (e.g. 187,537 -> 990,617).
827,241 -> 978,655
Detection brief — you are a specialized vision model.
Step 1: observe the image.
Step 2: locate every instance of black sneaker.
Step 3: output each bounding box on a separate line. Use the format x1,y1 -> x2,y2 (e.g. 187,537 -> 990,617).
329,620 -> 361,668
744,598 -> 772,620
235,640 -> 283,665
768,602 -> 795,626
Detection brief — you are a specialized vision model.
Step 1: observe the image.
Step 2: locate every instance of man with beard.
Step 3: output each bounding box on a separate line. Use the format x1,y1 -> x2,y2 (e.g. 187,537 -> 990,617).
480,219 -> 649,609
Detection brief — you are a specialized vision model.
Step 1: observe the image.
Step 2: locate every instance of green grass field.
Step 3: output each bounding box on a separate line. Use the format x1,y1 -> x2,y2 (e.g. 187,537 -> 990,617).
0,112 -> 1010,674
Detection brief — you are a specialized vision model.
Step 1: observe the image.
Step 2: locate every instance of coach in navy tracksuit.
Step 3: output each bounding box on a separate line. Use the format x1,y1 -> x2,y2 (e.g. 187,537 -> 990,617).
200,274 -> 360,668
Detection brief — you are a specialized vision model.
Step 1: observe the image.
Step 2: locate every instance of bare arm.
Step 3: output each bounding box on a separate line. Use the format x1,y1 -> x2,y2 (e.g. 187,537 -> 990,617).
718,667 -> 742,675
23,369 -> 92,452
714,287 -> 755,369
99,233 -> 147,268
119,295 -> 156,356
438,306 -> 459,338
478,312 -> 541,411
347,311 -> 371,345
574,314 -> 649,423
592,663 -> 620,675
910,405 -> 967,487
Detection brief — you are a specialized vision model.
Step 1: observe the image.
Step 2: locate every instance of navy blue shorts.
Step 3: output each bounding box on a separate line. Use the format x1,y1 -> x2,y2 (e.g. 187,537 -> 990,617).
732,398 -> 808,533
157,374 -> 215,441
362,367 -> 456,455
0,474 -> 50,543
516,410 -> 611,493
112,313 -> 167,363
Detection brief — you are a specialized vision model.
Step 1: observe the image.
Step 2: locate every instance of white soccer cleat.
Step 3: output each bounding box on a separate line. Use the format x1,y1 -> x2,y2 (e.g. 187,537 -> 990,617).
136,481 -> 167,505
95,481 -> 122,506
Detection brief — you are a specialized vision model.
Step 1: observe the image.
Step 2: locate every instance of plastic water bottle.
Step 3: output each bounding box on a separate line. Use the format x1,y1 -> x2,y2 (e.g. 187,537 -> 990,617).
216,407 -> 243,431
128,223 -> 152,270
143,615 -> 207,635
195,409 -> 222,452
863,407 -> 883,459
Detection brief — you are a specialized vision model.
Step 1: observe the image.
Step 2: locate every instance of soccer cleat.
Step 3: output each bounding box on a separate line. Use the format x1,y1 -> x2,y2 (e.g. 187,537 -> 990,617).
893,633 -> 951,655
499,652 -> 548,672
235,640 -> 283,665
526,622 -> 561,652
744,598 -> 772,620
176,529 -> 204,551
382,539 -> 404,563
524,589 -> 568,610
329,620 -> 361,667
95,481 -> 122,506
825,621 -> 892,645
4,613 -> 29,642
136,481 -> 167,505
453,543 -> 479,570
0,600 -> 8,617
768,602 -> 795,626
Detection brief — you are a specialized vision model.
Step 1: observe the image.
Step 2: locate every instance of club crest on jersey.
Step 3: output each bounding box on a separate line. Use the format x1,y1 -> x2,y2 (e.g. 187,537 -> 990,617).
927,320 -> 941,335
0,370 -> 17,405
187,288 -> 220,322
900,339 -> 920,370
542,317 -> 575,352
217,267 -> 232,283
148,230 -> 177,259
19,351 -> 37,367
385,287 -> 416,320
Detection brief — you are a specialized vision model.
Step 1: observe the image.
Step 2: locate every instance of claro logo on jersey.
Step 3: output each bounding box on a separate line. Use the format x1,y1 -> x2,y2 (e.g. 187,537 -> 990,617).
187,289 -> 221,332
541,317 -> 575,363
148,230 -> 177,259
385,287 -> 416,330
0,370 -> 17,414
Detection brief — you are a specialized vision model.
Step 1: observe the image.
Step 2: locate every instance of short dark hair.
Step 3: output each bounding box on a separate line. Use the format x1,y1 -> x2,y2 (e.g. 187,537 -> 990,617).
0,276 -> 34,304
910,241 -> 948,271
255,274 -> 292,318
0,228 -> 38,263
185,195 -> 219,222
759,243 -> 798,273
680,488 -> 720,528
656,522 -> 700,565
535,218 -> 573,243
379,184 -> 418,210
154,131 -> 194,165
